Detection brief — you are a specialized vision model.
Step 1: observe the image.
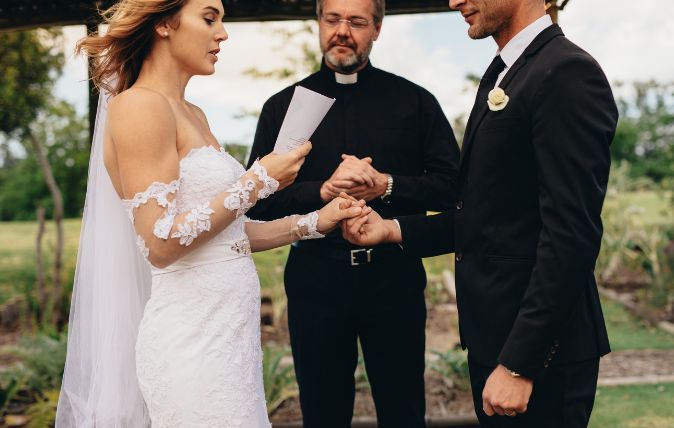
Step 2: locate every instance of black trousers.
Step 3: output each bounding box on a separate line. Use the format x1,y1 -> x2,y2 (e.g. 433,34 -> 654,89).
284,245 -> 428,428
468,354 -> 600,428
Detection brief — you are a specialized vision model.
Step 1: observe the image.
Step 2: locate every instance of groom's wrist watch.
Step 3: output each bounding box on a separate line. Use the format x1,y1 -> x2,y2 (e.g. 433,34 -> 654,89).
503,366 -> 521,378
380,174 -> 393,203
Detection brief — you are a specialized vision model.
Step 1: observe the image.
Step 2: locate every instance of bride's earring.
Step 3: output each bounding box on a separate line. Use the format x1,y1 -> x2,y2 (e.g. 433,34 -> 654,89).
163,32 -> 169,37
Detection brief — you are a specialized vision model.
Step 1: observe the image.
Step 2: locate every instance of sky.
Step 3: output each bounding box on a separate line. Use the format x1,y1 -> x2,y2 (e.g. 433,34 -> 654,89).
54,0 -> 674,145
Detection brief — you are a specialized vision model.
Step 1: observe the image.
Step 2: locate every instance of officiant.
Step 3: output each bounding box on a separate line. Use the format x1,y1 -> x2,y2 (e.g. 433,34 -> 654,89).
247,0 -> 459,426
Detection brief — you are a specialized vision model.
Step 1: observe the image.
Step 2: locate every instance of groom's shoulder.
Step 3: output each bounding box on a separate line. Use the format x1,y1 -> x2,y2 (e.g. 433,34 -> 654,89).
538,32 -> 605,76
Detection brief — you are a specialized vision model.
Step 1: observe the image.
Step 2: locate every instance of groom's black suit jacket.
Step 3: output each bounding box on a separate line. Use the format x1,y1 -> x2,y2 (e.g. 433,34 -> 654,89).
397,25 -> 617,380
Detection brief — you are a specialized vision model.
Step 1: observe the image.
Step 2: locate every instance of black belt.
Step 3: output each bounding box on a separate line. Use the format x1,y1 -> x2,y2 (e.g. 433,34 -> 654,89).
292,241 -> 406,266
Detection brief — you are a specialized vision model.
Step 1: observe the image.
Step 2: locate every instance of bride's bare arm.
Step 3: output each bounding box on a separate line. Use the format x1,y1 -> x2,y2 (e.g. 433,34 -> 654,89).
244,198 -> 367,253
109,90 -> 307,268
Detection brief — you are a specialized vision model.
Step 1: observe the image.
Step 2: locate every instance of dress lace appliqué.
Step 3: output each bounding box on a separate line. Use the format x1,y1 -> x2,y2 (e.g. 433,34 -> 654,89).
122,180 -> 180,223
171,202 -> 216,246
223,160 -> 278,218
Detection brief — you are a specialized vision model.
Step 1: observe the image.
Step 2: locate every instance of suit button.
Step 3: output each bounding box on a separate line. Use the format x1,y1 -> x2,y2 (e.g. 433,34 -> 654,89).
456,200 -> 464,210
455,253 -> 463,263
543,361 -> 549,368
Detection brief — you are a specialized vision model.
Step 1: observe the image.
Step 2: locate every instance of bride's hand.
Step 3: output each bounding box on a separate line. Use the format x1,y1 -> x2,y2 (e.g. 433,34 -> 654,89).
316,196 -> 370,235
258,142 -> 312,190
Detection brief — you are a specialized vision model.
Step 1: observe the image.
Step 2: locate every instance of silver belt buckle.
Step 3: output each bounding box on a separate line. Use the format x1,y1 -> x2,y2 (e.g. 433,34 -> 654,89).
350,248 -> 372,266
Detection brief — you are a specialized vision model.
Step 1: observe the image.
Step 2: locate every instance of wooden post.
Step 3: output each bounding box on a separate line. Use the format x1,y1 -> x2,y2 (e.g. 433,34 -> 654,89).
35,206 -> 46,324
545,0 -> 571,24
86,20 -> 99,145
28,132 -> 64,328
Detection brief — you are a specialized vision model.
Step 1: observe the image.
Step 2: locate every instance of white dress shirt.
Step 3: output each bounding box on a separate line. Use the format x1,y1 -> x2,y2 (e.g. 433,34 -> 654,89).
494,14 -> 553,88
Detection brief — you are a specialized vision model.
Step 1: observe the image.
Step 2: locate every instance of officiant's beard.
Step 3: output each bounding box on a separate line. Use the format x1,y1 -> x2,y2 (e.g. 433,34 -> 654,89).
323,40 -> 374,74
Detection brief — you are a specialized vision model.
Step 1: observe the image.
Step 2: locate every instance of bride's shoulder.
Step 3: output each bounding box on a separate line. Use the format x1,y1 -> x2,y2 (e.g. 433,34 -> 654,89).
107,88 -> 176,151
108,88 -> 176,137
109,88 -> 172,120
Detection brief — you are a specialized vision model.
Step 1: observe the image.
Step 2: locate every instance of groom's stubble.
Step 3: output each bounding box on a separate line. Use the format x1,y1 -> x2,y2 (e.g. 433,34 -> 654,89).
466,0 -> 513,40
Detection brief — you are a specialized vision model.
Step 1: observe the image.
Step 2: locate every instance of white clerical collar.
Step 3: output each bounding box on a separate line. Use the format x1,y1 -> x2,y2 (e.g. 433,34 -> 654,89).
497,14 -> 553,68
335,72 -> 358,85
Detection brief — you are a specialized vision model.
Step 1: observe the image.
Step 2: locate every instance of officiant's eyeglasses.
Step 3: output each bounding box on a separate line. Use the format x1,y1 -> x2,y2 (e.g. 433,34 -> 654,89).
320,14 -> 372,30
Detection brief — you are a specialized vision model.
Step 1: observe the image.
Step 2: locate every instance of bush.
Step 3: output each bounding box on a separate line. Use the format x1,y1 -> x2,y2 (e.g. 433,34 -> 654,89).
262,345 -> 297,415
427,349 -> 470,391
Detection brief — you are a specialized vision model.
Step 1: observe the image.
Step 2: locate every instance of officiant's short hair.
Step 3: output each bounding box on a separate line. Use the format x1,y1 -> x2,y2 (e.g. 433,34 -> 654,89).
316,0 -> 385,24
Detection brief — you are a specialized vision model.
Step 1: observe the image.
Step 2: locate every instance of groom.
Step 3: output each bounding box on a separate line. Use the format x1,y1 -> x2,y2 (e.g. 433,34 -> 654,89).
343,0 -> 618,426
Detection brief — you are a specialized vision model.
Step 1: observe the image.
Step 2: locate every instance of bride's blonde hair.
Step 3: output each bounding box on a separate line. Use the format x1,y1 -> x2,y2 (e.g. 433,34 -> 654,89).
76,0 -> 188,95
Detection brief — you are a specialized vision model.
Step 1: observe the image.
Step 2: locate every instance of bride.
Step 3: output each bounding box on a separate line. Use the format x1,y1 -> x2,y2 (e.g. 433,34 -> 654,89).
55,0 -> 366,426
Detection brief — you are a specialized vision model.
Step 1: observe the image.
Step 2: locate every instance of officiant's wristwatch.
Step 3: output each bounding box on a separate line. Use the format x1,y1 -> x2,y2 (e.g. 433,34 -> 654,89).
380,174 -> 393,203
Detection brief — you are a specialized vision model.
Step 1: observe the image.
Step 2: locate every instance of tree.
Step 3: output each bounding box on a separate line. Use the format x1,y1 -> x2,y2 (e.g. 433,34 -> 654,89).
545,1 -> 572,23
0,28 -> 67,327
612,80 -> 674,183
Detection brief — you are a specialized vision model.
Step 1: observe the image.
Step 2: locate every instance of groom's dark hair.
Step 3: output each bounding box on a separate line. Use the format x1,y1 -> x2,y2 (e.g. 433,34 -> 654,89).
316,0 -> 386,24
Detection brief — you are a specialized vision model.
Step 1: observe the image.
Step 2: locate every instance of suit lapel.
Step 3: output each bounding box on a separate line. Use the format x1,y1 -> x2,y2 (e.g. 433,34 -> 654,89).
460,24 -> 565,167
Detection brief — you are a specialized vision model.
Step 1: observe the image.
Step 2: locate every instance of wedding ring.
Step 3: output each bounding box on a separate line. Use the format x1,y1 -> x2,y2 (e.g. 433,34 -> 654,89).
504,409 -> 516,417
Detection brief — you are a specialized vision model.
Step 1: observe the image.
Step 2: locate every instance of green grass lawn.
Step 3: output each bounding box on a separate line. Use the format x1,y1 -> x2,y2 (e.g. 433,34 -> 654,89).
614,190 -> 674,227
602,298 -> 674,350
590,383 -> 674,428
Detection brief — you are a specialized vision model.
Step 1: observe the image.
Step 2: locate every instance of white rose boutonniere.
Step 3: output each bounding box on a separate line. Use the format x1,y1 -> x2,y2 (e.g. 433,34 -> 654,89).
487,87 -> 509,112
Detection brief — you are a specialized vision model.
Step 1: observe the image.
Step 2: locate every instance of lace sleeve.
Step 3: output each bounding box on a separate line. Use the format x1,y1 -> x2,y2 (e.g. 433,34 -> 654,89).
122,160 -> 279,266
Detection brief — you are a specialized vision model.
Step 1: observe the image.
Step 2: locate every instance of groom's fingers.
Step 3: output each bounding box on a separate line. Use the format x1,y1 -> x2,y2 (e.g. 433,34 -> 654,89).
348,215 -> 369,236
483,399 -> 495,417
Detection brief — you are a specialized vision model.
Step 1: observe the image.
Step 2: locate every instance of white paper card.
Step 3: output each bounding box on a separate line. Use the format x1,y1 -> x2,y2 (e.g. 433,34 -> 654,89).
273,86 -> 336,154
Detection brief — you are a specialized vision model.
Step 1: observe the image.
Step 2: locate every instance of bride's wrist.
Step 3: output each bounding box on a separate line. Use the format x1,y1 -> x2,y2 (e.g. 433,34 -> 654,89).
249,160 -> 279,200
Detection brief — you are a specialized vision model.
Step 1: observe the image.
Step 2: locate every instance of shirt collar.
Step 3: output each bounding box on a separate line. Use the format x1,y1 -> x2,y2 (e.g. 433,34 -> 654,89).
497,14 -> 553,68
320,58 -> 374,85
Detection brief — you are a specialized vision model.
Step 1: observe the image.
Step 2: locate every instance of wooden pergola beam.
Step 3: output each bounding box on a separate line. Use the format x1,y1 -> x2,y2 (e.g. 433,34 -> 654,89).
0,0 -> 452,32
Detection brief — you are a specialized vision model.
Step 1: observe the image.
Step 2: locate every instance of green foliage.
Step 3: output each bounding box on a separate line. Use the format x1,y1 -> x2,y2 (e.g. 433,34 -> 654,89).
262,345 -> 298,414
25,390 -> 59,428
0,377 -> 21,412
0,29 -> 64,141
243,22 -> 321,84
427,349 -> 471,391
0,100 -> 89,220
598,162 -> 674,309
2,333 -> 67,394
612,80 -> 674,183
224,143 -> 250,166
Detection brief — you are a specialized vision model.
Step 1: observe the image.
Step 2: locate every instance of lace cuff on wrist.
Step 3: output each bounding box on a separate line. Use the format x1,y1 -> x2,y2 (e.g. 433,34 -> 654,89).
250,160 -> 279,200
293,211 -> 325,240
223,160 -> 279,218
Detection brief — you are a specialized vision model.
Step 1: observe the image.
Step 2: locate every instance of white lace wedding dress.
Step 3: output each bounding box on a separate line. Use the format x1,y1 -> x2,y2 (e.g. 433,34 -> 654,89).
122,146 -> 313,427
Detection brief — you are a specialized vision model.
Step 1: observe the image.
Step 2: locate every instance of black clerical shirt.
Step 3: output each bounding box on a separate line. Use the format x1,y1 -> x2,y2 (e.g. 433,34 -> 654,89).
247,60 -> 460,249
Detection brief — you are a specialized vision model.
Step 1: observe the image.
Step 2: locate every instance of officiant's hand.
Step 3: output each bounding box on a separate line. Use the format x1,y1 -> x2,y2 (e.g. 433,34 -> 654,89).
482,365 -> 533,418
320,155 -> 386,202
316,197 -> 370,235
259,142 -> 312,191
340,196 -> 402,246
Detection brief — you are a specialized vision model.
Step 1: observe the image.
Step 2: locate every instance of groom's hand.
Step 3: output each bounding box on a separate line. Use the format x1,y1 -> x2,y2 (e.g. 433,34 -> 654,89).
340,195 -> 402,246
482,364 -> 533,418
